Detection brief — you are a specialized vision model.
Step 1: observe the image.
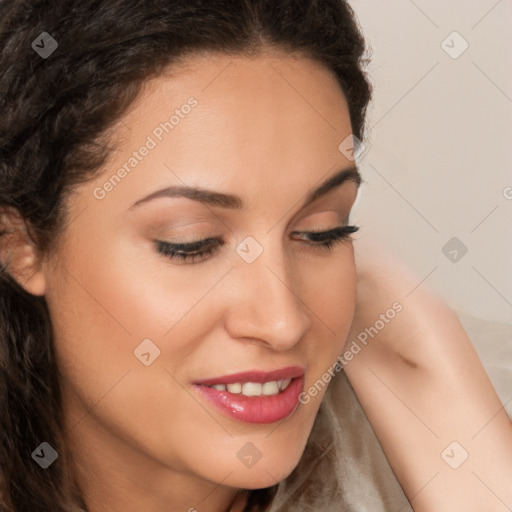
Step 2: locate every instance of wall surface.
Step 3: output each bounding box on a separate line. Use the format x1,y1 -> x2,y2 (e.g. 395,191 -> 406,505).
350,0 -> 512,324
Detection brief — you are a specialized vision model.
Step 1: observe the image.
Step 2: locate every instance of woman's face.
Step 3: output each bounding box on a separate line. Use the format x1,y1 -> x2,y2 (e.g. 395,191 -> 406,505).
42,50 -> 359,505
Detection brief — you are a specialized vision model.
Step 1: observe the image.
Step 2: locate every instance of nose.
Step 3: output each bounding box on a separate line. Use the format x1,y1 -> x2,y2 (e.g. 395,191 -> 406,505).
224,241 -> 312,351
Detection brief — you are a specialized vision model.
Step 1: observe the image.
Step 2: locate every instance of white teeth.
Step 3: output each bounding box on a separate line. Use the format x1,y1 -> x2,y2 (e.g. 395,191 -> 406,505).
242,382 -> 262,396
226,383 -> 242,394
210,379 -> 293,397
280,378 -> 292,391
262,381 -> 279,396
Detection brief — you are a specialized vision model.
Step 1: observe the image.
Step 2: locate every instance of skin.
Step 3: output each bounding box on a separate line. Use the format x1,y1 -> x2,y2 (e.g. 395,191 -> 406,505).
5,49 -> 361,512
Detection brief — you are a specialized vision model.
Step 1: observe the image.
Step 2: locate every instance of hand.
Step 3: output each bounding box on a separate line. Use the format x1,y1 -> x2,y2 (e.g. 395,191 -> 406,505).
343,236 -> 512,512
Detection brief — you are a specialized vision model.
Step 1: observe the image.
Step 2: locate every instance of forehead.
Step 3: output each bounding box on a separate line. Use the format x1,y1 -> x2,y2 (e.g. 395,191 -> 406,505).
82,50 -> 354,216
121,50 -> 351,134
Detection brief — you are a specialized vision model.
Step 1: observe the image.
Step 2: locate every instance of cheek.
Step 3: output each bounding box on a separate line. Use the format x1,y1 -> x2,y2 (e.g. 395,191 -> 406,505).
302,246 -> 356,338
48,229 -> 227,350
45,235 -> 236,468
46,227 -> 243,403
298,247 -> 356,395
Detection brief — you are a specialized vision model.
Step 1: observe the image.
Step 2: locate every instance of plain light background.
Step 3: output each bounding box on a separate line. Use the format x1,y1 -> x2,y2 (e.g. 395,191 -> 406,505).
348,0 -> 512,324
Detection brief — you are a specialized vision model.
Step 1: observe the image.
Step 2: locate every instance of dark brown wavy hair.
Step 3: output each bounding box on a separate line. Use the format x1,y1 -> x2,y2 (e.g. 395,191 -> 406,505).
0,0 -> 371,510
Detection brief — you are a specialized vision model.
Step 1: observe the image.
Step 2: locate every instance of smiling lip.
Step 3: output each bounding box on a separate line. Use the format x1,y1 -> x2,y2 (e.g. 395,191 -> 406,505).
192,366 -> 305,424
193,365 -> 304,386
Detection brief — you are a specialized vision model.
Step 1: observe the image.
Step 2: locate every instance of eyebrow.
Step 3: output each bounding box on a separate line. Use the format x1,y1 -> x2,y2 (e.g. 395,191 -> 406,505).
129,165 -> 361,211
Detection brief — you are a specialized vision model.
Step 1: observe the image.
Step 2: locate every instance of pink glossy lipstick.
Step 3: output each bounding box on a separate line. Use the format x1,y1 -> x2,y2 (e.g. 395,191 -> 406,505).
192,366 -> 304,424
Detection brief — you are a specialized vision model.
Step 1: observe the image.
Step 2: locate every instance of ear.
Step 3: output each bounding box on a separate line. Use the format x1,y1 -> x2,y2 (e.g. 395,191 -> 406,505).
0,208 -> 46,296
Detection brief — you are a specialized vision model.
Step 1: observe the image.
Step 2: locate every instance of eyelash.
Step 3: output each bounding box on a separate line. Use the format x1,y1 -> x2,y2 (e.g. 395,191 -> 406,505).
154,225 -> 359,264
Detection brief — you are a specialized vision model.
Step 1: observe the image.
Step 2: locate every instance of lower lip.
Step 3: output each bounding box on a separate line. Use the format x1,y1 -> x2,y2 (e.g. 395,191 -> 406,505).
192,376 -> 304,424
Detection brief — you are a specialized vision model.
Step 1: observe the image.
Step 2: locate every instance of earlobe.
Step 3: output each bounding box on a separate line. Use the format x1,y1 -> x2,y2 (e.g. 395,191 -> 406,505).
0,209 -> 47,296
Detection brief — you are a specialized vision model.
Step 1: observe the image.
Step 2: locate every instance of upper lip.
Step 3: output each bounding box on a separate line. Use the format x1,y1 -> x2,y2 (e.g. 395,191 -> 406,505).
193,365 -> 304,386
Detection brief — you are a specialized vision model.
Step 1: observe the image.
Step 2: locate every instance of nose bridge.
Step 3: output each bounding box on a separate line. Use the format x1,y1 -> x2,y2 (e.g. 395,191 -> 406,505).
225,235 -> 312,349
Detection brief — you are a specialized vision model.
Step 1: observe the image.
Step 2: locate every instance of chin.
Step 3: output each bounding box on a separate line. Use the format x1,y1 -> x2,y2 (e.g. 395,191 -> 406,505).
228,467 -> 295,491
224,441 -> 307,490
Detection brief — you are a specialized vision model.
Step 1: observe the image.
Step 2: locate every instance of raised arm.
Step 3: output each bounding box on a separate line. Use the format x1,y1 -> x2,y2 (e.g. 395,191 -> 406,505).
343,236 -> 512,512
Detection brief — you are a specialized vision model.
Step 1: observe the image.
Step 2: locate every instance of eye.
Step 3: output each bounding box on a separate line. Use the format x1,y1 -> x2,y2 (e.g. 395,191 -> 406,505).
154,237 -> 225,264
291,225 -> 359,250
154,225 -> 359,264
